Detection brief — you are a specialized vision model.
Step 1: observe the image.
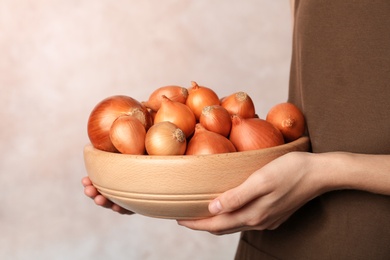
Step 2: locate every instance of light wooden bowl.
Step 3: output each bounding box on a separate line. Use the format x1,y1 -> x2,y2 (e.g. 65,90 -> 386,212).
84,136 -> 310,220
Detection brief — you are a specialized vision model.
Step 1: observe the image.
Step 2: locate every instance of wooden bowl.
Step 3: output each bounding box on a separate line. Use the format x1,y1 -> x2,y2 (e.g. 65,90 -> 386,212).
83,137 -> 310,220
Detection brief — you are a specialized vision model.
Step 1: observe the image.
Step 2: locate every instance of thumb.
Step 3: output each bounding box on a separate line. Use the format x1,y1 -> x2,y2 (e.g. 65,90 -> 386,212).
208,172 -> 268,215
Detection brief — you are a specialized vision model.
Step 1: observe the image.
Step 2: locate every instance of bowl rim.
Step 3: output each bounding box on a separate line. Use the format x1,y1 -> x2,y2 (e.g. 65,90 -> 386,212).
84,136 -> 310,160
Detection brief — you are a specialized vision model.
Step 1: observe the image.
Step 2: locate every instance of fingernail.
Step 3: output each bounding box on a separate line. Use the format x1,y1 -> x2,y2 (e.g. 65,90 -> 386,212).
209,199 -> 222,214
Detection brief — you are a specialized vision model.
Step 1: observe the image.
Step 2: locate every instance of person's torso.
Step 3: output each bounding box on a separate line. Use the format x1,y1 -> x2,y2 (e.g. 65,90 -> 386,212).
236,1 -> 390,259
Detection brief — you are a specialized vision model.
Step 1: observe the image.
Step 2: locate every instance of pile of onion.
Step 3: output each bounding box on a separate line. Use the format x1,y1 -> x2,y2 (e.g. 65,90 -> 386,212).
87,82 -> 306,155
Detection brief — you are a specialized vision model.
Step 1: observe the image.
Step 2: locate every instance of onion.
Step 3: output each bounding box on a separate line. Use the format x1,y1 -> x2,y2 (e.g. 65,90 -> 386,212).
186,124 -> 236,155
266,102 -> 305,142
154,95 -> 196,137
143,85 -> 188,111
221,91 -> 256,118
229,115 -> 284,151
145,121 -> 187,155
199,105 -> 232,137
186,81 -> 220,120
87,95 -> 152,152
109,115 -> 146,154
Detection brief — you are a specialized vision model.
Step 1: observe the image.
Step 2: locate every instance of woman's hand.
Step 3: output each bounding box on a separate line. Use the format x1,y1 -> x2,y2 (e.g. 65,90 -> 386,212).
178,151 -> 324,235
82,176 -> 134,215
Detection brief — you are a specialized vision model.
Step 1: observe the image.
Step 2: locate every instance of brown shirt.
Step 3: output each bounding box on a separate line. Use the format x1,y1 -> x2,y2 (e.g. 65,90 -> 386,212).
235,1 -> 390,259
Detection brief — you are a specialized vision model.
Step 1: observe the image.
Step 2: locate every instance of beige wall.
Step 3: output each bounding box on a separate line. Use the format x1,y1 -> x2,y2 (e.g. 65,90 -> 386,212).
0,1 -> 292,259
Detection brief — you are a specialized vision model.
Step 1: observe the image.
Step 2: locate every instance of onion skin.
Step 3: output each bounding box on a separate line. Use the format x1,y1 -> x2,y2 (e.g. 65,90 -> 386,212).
87,95 -> 152,152
221,91 -> 256,118
186,124 -> 236,155
229,115 -> 284,152
109,115 -> 146,155
145,107 -> 157,124
154,95 -> 196,137
266,102 -> 305,142
186,81 -> 220,120
143,85 -> 188,111
199,105 -> 232,137
145,121 -> 187,155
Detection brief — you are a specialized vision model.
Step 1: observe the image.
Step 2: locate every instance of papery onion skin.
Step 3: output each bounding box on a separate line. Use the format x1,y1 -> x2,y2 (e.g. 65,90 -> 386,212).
87,95 -> 152,152
109,115 -> 146,155
266,102 -> 306,142
199,105 -> 232,137
186,124 -> 236,155
154,95 -> 196,137
144,107 -> 157,125
143,85 -> 189,111
229,115 -> 284,152
221,91 -> 256,118
186,81 -> 220,120
145,121 -> 187,155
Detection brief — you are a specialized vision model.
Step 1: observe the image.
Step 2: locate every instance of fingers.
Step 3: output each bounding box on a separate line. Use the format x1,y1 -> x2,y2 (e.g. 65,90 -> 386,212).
94,194 -> 113,208
83,180 -> 117,208
82,176 -> 134,215
84,184 -> 99,198
209,172 -> 272,215
112,204 -> 134,215
94,195 -> 134,215
178,209 -> 264,235
178,209 -> 289,235
178,213 -> 242,235
81,176 -> 92,187
179,201 -> 259,235
178,197 -> 299,235
178,172 -> 273,235
82,176 -> 116,207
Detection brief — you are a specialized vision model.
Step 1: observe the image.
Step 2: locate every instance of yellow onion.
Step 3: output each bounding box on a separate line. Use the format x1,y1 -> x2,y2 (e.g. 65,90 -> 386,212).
186,124 -> 236,155
154,95 -> 196,137
186,81 -> 220,120
87,95 -> 152,152
229,115 -> 284,151
199,105 -> 232,137
109,115 -> 146,154
143,85 -> 189,111
266,102 -> 306,142
145,121 -> 187,155
221,91 -> 256,118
